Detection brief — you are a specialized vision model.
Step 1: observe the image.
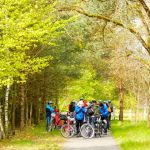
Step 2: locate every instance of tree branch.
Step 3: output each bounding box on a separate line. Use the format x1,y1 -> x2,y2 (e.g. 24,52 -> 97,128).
138,0 -> 150,18
59,6 -> 150,55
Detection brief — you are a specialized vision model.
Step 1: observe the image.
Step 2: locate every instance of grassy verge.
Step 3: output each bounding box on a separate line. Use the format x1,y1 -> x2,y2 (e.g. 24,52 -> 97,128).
111,120 -> 150,150
0,123 -> 64,150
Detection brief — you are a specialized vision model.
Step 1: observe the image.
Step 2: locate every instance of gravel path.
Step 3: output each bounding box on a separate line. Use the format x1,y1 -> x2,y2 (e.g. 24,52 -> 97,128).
62,131 -> 121,150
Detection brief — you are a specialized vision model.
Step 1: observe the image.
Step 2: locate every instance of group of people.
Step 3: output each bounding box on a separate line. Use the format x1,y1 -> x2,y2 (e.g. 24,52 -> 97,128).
45,98 -> 113,135
68,98 -> 113,135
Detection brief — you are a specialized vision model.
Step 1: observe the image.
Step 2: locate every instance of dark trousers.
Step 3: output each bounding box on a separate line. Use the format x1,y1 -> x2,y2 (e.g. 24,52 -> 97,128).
101,116 -> 109,133
76,120 -> 83,134
108,113 -> 111,128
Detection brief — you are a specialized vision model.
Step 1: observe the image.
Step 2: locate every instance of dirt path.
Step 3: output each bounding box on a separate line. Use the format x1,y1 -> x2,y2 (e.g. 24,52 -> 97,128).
62,131 -> 120,150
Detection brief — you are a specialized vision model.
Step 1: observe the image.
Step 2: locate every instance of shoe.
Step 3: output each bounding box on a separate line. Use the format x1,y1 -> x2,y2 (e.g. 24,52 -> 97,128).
75,132 -> 79,136
76,133 -> 81,137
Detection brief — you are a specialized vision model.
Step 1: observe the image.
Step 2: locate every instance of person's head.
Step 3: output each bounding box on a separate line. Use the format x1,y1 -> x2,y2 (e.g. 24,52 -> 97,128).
104,100 -> 108,104
87,102 -> 93,108
97,100 -> 102,105
74,101 -> 78,105
78,100 -> 84,107
108,100 -> 111,103
80,97 -> 84,101
48,100 -> 53,105
71,100 -> 75,104
99,103 -> 104,108
92,100 -> 97,105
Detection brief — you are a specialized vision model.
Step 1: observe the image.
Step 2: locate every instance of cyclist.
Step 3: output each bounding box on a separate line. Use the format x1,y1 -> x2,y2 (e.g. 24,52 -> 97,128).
104,100 -> 111,129
89,100 -> 99,127
54,106 -> 62,128
92,100 -> 99,115
80,97 -> 87,107
75,100 -> 86,136
108,100 -> 113,128
99,101 -> 109,134
86,102 -> 94,125
68,100 -> 76,113
46,100 -> 54,131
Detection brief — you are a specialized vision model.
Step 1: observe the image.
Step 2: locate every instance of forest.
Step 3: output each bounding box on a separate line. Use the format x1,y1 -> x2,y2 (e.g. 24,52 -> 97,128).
0,0 -> 150,141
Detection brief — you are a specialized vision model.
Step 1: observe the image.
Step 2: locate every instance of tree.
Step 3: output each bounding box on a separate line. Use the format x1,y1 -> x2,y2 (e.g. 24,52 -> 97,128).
0,0 -> 73,136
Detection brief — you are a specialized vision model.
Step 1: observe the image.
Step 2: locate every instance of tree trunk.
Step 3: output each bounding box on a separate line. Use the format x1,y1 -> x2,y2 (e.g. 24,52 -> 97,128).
135,93 -> 140,122
29,102 -> 32,126
20,84 -> 25,130
119,83 -> 124,121
38,106 -> 40,124
41,95 -> 46,121
12,100 -> 16,135
0,105 -> 5,139
5,85 -> 10,137
25,89 -> 28,126
11,83 -> 17,135
55,99 -> 59,108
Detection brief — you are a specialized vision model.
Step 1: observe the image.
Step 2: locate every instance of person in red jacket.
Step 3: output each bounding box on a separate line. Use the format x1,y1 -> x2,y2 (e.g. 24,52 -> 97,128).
54,106 -> 62,128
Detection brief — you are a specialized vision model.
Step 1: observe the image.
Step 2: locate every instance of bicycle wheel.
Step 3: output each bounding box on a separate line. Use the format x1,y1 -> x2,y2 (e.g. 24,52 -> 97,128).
80,123 -> 94,138
98,121 -> 103,136
60,125 -> 74,138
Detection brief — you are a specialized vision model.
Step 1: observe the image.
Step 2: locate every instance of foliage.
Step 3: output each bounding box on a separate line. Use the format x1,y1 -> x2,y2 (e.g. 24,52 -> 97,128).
0,0 -> 73,86
59,68 -> 118,111
112,121 -> 150,150
0,122 -> 63,150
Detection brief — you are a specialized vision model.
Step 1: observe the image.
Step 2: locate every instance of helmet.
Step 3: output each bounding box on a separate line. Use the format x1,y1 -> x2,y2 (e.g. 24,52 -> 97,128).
48,100 -> 53,104
108,100 -> 111,103
98,100 -> 102,102
87,102 -> 93,107
72,100 -> 76,103
92,100 -> 96,103
80,97 -> 84,100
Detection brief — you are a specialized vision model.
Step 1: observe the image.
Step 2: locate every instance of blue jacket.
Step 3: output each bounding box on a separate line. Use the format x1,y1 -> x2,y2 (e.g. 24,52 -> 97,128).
99,104 -> 108,117
75,105 -> 86,121
46,104 -> 54,117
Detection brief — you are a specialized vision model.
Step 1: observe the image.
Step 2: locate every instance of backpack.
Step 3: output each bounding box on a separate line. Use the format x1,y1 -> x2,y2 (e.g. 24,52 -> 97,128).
88,107 -> 94,116
69,102 -> 75,112
108,106 -> 111,113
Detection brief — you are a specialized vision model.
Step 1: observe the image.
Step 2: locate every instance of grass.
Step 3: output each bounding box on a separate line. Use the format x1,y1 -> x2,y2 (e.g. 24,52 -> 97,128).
0,123 -> 64,150
111,120 -> 150,150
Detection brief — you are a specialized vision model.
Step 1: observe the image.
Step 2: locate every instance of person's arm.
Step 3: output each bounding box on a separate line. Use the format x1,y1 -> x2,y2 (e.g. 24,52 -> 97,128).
81,107 -> 86,113
75,106 -> 81,114
48,106 -> 54,112
111,105 -> 113,112
98,106 -> 102,115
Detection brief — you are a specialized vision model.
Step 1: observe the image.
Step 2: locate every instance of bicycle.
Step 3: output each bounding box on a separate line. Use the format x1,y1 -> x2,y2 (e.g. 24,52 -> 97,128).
80,116 -> 95,139
60,113 -> 76,138
61,113 -> 95,139
94,114 -> 107,136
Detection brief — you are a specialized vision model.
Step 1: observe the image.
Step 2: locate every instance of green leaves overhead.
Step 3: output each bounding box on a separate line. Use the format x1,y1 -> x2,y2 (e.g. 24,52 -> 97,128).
0,0 -> 72,86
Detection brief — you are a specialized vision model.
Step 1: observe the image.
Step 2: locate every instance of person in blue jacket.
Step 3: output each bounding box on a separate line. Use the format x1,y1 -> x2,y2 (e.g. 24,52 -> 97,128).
46,100 -> 54,131
75,100 -> 86,135
99,101 -> 109,134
